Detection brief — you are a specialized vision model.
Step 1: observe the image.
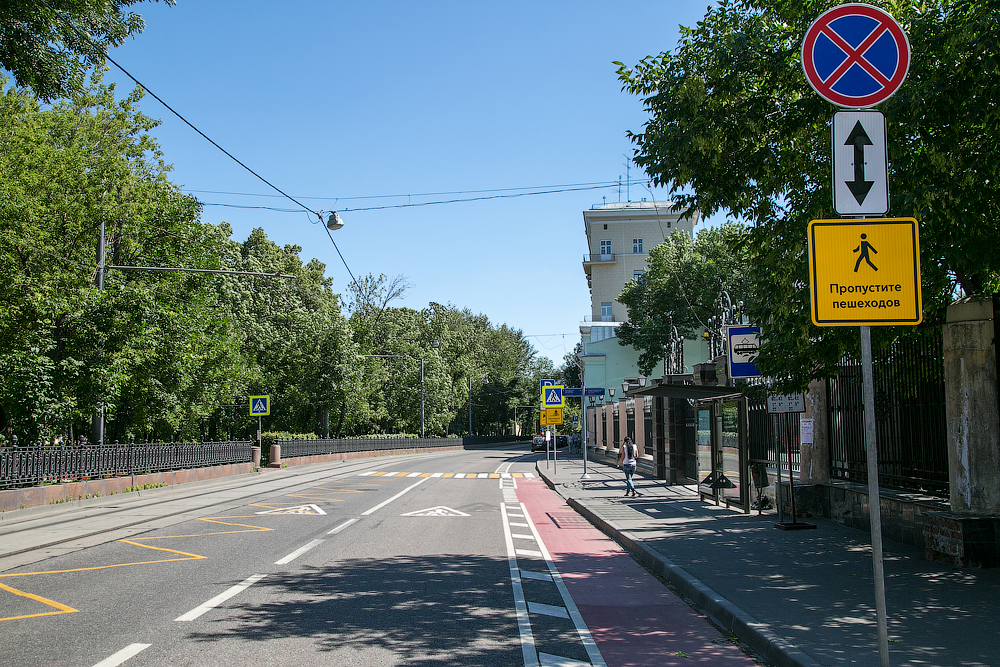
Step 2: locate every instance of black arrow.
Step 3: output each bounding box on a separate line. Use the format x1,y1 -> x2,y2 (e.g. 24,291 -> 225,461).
845,120 -> 874,204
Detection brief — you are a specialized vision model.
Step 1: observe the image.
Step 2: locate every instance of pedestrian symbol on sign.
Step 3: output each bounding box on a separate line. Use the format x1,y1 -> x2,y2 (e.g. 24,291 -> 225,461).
853,234 -> 878,272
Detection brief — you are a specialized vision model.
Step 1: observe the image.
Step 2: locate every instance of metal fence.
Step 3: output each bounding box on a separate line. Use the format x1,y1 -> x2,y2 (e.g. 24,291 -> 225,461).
0,440 -> 252,490
277,435 -> 530,459
828,331 -> 949,494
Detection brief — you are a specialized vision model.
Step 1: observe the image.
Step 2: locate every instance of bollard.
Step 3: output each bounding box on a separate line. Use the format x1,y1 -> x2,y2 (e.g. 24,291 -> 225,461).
252,446 -> 262,469
268,443 -> 282,468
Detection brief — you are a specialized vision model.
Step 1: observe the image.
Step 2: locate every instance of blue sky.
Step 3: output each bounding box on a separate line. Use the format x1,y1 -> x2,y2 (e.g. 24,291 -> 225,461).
102,1 -> 719,366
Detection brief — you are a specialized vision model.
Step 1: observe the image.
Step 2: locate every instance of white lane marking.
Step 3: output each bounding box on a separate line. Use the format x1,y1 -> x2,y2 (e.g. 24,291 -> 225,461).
520,570 -> 552,582
512,533 -> 535,540
431,472 -> 444,477
508,512 -> 525,518
515,548 -> 543,557
175,574 -> 266,622
454,473 -> 466,478
275,538 -> 324,565
510,522 -> 530,528
539,652 -> 592,667
477,473 -> 489,479
91,643 -> 151,667
523,473 -> 535,478
359,471 -> 377,476
519,502 -> 607,667
406,472 -> 421,477
501,502 -> 539,667
361,476 -> 431,516
528,601 -> 569,619
327,518 -> 358,535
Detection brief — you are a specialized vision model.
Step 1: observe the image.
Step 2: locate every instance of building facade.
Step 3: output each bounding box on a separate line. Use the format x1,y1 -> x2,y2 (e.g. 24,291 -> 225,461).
578,201 -> 706,455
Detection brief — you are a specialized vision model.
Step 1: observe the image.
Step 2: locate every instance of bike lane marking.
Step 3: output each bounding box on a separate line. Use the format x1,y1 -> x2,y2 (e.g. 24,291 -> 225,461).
174,573 -> 267,621
515,479 -> 758,666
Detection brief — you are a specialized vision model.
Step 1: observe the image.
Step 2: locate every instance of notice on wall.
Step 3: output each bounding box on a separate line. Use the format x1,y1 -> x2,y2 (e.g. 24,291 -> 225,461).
800,418 -> 814,444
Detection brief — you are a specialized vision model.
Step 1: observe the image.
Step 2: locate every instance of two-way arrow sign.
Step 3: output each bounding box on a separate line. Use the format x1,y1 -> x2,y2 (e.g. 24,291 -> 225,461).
832,111 -> 888,215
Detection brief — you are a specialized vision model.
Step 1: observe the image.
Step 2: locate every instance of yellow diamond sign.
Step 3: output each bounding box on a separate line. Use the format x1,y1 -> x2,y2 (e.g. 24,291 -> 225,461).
807,218 -> 922,326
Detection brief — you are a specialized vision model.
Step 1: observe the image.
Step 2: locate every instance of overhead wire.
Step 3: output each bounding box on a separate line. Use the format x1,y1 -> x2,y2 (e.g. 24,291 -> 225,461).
38,0 -> 357,285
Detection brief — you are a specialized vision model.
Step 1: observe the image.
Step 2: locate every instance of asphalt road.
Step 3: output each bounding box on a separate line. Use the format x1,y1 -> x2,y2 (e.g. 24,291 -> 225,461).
0,447 -> 601,667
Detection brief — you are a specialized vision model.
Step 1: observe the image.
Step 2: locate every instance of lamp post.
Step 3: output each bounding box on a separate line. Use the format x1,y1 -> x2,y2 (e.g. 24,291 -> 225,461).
360,352 -> 430,438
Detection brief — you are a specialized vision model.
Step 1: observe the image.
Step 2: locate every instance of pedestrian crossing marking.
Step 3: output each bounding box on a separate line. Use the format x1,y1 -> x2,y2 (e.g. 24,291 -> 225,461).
538,651 -> 590,667
401,506 -> 470,517
359,471 -> 533,479
515,548 -> 543,557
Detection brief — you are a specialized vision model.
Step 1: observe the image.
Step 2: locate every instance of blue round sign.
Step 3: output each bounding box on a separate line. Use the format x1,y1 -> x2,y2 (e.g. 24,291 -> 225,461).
801,4 -> 910,108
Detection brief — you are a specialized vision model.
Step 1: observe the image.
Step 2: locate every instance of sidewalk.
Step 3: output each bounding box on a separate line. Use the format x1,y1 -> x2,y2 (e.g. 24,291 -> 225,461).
535,453 -> 1000,667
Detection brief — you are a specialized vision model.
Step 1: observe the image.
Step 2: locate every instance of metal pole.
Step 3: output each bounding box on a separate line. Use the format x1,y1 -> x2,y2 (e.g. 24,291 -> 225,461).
468,377 -> 472,435
93,220 -> 106,446
861,325 -> 891,667
786,412 -> 799,523
582,378 -> 590,479
420,358 -> 425,439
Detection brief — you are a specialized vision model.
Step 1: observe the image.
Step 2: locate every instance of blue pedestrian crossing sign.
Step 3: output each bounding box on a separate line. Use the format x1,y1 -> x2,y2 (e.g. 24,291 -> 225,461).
249,395 -> 270,416
542,385 -> 564,408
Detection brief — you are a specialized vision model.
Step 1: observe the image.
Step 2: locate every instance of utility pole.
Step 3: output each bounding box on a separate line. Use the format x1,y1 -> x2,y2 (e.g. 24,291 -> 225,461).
92,220 -> 106,445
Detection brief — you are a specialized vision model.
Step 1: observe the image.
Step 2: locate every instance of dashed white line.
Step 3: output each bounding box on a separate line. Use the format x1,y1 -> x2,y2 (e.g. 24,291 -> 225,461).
528,601 -> 570,619
510,522 -> 530,528
502,502 -> 539,667
91,643 -> 151,667
274,538 -> 323,565
515,548 -> 543,557
539,652 -> 592,667
361,476 -> 430,516
175,573 -> 266,622
520,570 -> 552,582
327,518 -> 358,534
512,533 -> 535,540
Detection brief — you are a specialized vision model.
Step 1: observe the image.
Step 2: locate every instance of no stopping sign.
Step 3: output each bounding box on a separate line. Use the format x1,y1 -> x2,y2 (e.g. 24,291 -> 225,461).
801,4 -> 910,108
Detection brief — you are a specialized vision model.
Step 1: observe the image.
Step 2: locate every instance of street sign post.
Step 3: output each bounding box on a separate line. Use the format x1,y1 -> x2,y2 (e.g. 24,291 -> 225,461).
808,218 -> 922,326
249,396 -> 270,416
726,325 -> 761,378
833,111 -> 888,215
804,8 -> 914,664
801,3 -> 911,108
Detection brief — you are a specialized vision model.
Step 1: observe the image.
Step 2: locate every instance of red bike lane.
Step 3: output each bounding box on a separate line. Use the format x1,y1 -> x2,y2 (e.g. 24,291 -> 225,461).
515,478 -> 759,667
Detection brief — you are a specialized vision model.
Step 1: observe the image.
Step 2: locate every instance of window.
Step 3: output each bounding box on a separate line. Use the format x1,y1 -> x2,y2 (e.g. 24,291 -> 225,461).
633,238 -> 643,253
634,270 -> 644,281
601,302 -> 613,321
600,240 -> 612,256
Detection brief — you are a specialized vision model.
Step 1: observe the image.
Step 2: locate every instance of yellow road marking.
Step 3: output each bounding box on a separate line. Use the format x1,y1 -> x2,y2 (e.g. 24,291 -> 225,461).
370,472 -> 388,476
442,473 -> 455,478
283,495 -> 345,502
0,516 -> 273,623
489,474 -> 500,478
0,582 -> 78,621
418,473 -> 433,477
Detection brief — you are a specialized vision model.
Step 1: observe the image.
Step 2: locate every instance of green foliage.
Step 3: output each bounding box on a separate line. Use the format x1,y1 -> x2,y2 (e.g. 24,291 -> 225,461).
616,0 -> 1000,389
617,224 -> 753,376
0,0 -> 170,101
0,79 -> 554,442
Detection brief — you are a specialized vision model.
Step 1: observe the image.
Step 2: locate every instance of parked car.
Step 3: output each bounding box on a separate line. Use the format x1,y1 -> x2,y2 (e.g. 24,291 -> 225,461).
531,435 -> 546,452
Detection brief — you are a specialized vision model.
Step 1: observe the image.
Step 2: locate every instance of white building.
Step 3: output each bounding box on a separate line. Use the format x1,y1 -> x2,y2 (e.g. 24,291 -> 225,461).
578,201 -> 707,450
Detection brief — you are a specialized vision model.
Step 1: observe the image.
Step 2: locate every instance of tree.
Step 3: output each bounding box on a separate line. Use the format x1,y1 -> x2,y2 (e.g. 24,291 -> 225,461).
0,0 -> 169,101
615,0 -> 1000,388
0,77 -> 239,442
616,223 -> 753,376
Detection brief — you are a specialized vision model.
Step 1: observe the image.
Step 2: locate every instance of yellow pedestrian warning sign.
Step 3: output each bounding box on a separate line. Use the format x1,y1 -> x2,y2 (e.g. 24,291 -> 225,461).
807,218 -> 921,326
249,395 -> 270,416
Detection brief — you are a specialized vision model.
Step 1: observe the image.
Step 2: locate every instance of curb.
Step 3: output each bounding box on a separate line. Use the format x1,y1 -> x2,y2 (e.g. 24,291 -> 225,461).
535,466 -> 822,667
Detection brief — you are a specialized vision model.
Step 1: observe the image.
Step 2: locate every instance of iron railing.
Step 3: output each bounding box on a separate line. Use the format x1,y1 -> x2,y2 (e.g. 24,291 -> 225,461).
277,435 -> 529,459
828,331 -> 948,495
0,440 -> 252,490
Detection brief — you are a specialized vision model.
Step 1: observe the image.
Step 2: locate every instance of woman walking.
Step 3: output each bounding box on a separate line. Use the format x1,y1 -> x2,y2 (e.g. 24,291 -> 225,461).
617,436 -> 640,497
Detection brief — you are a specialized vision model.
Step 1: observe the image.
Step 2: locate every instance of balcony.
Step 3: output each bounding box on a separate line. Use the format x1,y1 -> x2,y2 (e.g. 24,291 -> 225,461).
583,253 -> 616,277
